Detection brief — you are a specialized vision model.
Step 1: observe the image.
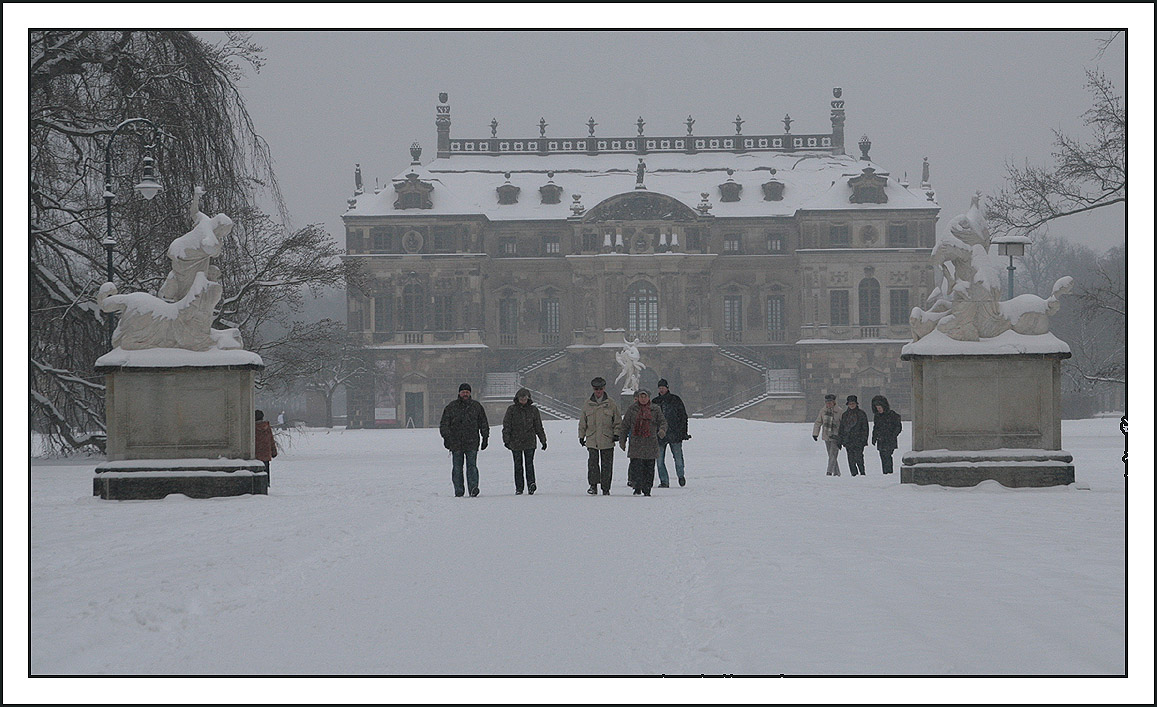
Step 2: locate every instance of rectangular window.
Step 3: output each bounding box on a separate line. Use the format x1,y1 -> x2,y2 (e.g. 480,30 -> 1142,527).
723,235 -> 742,253
582,231 -> 599,252
499,298 -> 518,345
830,290 -> 850,326
888,223 -> 910,247
724,296 -> 743,331
373,295 -> 392,332
829,224 -> 850,247
370,226 -> 391,252
499,238 -> 517,256
540,298 -> 560,334
890,289 -> 911,326
433,295 -> 453,330
433,227 -> 455,252
543,235 -> 560,255
685,228 -> 702,251
767,295 -> 785,332
767,233 -> 784,252
347,228 -> 364,252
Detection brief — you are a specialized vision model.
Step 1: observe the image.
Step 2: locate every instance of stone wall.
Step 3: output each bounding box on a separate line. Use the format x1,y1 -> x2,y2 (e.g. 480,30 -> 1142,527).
800,341 -> 911,418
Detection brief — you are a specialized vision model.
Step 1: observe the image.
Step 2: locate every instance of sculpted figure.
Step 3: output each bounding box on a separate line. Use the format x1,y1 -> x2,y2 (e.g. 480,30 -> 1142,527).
98,187 -> 243,351
615,337 -> 645,393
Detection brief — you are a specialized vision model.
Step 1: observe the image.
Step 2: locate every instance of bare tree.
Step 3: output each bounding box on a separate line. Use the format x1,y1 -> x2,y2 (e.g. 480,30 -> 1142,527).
986,70 -> 1124,238
29,31 -> 353,453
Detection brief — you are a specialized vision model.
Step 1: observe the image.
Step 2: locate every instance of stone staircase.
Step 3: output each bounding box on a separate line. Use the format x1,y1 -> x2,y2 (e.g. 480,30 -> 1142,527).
484,348 -> 578,420
700,347 -> 804,418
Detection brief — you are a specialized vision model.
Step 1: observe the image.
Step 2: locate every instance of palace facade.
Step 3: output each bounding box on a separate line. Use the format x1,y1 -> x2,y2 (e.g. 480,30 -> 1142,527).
342,90 -> 939,427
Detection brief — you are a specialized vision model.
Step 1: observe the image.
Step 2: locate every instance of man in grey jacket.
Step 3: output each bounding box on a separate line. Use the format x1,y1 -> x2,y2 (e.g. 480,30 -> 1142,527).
578,377 -> 622,495
811,393 -> 843,476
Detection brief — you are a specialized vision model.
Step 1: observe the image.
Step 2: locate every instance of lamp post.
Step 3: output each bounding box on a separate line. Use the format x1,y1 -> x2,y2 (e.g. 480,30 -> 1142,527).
991,234 -> 1029,299
103,118 -> 164,351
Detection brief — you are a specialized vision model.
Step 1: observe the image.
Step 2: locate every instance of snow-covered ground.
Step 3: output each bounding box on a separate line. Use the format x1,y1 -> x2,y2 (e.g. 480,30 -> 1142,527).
14,418 -> 1151,701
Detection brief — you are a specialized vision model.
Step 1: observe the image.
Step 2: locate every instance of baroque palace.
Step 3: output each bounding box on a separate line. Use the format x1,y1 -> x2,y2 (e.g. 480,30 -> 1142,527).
342,90 -> 939,427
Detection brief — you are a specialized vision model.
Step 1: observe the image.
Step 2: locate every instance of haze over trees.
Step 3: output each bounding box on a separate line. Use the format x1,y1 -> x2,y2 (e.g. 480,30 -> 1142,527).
30,31 -> 355,453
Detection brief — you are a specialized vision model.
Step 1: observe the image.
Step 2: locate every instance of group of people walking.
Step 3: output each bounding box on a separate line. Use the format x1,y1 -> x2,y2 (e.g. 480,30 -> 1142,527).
811,394 -> 902,476
438,377 -> 690,497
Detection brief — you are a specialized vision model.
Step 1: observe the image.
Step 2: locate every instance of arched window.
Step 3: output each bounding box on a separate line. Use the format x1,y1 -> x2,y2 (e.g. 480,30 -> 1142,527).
858,277 -> 881,325
402,283 -> 425,331
627,281 -> 659,332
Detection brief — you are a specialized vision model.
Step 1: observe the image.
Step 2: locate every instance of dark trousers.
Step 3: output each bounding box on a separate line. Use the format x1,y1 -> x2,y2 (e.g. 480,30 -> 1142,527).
451,449 -> 479,496
587,447 -> 614,491
628,458 -> 656,493
512,448 -> 536,491
262,459 -> 270,485
846,445 -> 866,476
878,448 -> 894,474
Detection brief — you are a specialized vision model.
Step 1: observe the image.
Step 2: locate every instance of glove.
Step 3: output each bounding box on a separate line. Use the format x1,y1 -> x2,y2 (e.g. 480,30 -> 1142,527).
503,441 -> 511,449
684,434 -> 691,441
579,438 -> 586,447
813,435 -> 818,441
541,441 -> 547,451
480,439 -> 488,450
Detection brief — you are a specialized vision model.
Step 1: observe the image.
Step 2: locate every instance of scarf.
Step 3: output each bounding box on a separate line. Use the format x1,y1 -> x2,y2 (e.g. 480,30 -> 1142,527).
633,401 -> 654,438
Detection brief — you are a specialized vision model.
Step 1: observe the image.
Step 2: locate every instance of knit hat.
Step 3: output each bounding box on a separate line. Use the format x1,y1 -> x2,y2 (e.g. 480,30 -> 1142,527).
459,383 -> 472,392
591,377 -> 606,388
846,395 -> 858,404
657,378 -> 669,389
824,394 -> 836,401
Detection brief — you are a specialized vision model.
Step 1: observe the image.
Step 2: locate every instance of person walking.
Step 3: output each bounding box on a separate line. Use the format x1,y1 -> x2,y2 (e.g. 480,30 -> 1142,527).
578,376 -> 621,495
870,394 -> 903,475
836,394 -> 869,476
811,393 -> 844,476
620,389 -> 667,496
254,409 -> 277,485
439,383 -> 489,497
502,387 -> 548,495
653,379 -> 689,487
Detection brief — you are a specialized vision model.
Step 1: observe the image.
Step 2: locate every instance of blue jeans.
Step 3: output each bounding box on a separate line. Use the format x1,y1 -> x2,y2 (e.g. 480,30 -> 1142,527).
657,441 -> 685,484
451,450 -> 479,496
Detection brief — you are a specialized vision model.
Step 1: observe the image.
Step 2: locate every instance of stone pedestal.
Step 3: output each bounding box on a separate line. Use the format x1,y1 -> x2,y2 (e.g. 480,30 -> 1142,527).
899,334 -> 1074,488
94,350 -> 266,500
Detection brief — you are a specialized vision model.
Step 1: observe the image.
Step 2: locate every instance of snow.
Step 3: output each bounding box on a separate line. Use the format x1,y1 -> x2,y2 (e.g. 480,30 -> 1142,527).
20,416 -> 1147,704
348,151 -> 936,220
95,347 -> 264,368
96,458 -> 265,470
901,328 -> 1071,357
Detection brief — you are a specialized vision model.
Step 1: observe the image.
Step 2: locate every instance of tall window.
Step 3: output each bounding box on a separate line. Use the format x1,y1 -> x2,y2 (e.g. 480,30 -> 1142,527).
499,297 -> 518,345
767,294 -> 785,341
889,289 -> 910,326
829,223 -> 850,247
373,294 -> 393,331
627,282 -> 659,332
540,298 -> 560,334
767,232 -> 784,252
724,295 -> 743,332
543,234 -> 560,255
582,230 -> 599,252
830,290 -> 850,326
402,283 -> 425,331
433,294 -> 453,330
499,237 -> 517,256
433,227 -> 455,252
370,226 -> 391,252
859,278 -> 881,325
723,235 -> 742,253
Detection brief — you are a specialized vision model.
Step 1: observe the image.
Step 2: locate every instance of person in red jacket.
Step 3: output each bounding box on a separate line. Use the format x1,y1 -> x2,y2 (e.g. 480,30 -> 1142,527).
255,409 -> 277,484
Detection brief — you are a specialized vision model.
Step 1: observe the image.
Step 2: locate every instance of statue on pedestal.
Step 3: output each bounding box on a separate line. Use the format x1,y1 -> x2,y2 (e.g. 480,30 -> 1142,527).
615,337 -> 645,394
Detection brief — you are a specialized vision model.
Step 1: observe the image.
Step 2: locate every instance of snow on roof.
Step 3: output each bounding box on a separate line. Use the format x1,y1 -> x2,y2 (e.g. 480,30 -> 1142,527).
346,151 -> 938,221
95,347 -> 264,369
901,329 -> 1071,357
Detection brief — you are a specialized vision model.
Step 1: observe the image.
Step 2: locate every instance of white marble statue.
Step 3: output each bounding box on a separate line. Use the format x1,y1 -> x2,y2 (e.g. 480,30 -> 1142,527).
614,336 -> 645,394
910,193 -> 1072,342
98,187 -> 244,351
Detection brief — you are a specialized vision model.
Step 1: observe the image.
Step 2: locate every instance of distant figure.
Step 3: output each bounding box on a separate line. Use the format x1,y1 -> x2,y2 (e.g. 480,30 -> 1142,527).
578,377 -> 621,495
502,387 -> 547,495
871,395 -> 902,475
620,389 -> 667,496
654,379 -> 690,487
812,394 -> 844,476
277,410 -> 285,428
439,383 -> 489,497
836,395 -> 869,477
254,409 -> 277,484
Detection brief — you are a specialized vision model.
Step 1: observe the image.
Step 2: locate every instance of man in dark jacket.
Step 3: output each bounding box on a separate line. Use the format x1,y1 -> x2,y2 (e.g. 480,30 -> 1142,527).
439,383 -> 489,497
836,394 -> 870,476
502,387 -> 548,495
870,394 -> 902,475
653,379 -> 690,487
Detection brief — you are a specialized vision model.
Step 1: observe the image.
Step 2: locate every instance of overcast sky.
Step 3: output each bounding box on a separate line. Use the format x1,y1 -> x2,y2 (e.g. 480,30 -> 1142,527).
207,29 -> 1129,254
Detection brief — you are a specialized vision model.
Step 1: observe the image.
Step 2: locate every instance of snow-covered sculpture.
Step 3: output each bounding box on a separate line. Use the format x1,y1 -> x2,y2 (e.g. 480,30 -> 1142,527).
615,336 -> 646,394
98,187 -> 243,351
909,193 -> 1072,342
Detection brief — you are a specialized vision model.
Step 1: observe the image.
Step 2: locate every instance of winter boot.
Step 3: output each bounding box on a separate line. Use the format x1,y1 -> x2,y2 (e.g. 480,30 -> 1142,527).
588,485 -> 598,495
528,483 -> 536,495
678,476 -> 686,487
633,488 -> 642,495
658,482 -> 670,488
602,488 -> 611,495
515,489 -> 523,495
470,487 -> 480,497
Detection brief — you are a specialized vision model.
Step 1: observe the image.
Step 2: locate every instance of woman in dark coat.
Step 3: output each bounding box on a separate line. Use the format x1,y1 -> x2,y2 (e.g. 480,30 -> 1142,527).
870,394 -> 903,475
619,389 -> 667,496
502,387 -> 548,494
836,394 -> 870,476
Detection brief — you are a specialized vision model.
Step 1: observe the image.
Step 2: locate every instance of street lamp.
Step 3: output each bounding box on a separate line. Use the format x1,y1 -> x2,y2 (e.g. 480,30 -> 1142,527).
991,234 -> 1029,299
103,118 -> 164,350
